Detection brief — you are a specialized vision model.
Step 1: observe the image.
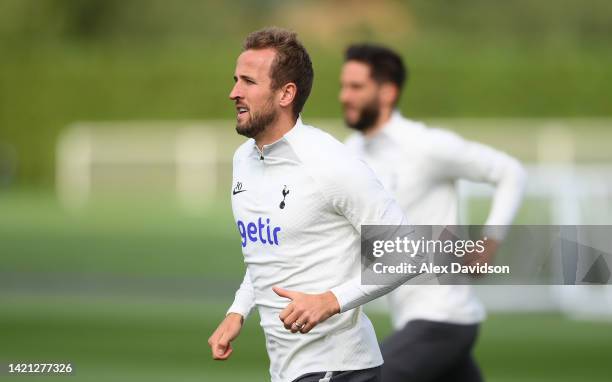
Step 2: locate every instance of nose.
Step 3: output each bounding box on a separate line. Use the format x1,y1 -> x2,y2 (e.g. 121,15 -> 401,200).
339,86 -> 350,104
229,82 -> 242,101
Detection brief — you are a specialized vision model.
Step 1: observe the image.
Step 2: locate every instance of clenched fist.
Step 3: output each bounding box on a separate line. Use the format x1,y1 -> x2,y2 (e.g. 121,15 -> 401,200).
208,312 -> 244,360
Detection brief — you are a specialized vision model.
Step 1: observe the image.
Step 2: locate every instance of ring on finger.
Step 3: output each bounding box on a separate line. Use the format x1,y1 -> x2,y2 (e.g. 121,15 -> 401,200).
292,322 -> 304,330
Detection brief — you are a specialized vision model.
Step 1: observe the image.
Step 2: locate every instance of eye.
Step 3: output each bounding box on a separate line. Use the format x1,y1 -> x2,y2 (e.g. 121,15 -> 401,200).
245,79 -> 255,84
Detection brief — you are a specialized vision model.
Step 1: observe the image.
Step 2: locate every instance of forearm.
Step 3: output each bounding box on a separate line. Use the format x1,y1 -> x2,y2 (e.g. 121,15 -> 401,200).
226,269 -> 256,319
330,279 -> 399,313
330,239 -> 429,312
483,158 -> 527,239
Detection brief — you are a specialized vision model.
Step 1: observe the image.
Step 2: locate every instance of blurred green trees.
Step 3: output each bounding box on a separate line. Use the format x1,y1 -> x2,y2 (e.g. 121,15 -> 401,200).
0,0 -> 611,186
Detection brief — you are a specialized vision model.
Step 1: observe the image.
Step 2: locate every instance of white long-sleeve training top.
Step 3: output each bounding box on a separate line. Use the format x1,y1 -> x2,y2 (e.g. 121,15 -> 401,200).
227,117 -> 412,382
344,111 -> 527,328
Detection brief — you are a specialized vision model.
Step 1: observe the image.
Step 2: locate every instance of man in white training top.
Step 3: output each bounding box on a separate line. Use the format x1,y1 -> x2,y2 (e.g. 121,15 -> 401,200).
208,28 -> 418,382
340,44 -> 527,382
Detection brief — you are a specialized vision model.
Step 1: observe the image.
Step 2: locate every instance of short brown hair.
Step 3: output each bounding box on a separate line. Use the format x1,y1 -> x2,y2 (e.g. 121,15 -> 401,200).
345,44 -> 407,106
243,27 -> 314,118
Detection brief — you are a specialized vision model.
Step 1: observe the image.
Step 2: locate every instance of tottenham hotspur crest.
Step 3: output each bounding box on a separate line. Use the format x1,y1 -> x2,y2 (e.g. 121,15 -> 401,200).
279,185 -> 290,209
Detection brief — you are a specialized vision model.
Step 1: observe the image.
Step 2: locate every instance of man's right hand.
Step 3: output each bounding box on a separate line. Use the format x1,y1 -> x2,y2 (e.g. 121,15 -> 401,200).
208,312 -> 244,360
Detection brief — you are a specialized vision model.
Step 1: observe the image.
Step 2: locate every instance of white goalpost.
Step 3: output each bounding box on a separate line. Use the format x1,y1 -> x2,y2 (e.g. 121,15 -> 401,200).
56,121 -> 223,213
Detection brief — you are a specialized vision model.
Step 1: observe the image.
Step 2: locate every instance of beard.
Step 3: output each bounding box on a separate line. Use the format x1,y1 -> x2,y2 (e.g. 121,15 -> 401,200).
235,96 -> 277,139
344,97 -> 380,133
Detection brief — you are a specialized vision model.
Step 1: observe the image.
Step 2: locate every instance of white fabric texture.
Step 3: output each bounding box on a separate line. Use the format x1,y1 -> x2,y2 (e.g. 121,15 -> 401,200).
228,117 -> 412,382
344,111 -> 527,328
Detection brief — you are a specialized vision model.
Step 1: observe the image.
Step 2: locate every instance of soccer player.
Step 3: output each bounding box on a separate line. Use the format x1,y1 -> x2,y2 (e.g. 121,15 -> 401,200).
208,28 -> 418,382
339,44 -> 527,382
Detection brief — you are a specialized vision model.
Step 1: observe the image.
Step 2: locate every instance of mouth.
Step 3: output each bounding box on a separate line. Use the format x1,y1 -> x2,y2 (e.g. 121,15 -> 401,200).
343,105 -> 358,116
342,103 -> 355,112
236,105 -> 249,116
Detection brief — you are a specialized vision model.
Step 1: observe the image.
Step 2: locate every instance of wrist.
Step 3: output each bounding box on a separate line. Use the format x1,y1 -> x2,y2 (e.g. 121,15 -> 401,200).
323,291 -> 341,316
226,312 -> 245,325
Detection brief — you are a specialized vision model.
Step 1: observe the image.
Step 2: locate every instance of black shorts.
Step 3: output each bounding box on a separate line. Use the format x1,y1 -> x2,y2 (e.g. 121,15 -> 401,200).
381,319 -> 483,382
292,366 -> 381,382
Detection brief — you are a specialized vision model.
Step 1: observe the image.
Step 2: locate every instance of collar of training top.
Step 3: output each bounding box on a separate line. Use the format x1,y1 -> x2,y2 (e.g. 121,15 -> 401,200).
359,109 -> 404,150
378,109 -> 404,138
360,109 -> 403,142
249,116 -> 303,160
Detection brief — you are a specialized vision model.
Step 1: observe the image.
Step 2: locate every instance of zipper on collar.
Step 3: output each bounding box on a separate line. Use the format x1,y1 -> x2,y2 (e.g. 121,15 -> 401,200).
255,145 -> 264,161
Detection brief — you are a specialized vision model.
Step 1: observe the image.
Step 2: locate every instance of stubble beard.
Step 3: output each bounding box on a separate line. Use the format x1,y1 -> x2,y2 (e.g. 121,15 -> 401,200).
235,96 -> 278,139
344,97 -> 380,133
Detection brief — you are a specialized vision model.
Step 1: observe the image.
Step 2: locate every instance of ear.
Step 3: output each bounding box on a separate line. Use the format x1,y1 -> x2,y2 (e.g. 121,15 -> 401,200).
278,82 -> 297,109
379,83 -> 399,108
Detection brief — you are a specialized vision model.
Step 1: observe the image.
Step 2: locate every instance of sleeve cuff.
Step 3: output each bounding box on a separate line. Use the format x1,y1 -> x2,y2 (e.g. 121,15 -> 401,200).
226,303 -> 252,319
482,225 -> 507,241
330,281 -> 360,313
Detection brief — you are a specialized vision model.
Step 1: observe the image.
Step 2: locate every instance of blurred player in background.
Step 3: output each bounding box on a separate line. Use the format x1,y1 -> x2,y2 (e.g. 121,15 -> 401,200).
340,43 -> 527,382
208,28 -> 420,382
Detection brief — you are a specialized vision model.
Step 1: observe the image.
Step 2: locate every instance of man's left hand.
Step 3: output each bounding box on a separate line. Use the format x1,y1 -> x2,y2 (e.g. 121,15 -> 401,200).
273,286 -> 341,334
465,238 -> 500,271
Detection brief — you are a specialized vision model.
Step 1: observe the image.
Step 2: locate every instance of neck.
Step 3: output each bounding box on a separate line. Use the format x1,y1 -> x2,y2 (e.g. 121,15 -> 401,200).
254,112 -> 297,150
363,107 -> 394,137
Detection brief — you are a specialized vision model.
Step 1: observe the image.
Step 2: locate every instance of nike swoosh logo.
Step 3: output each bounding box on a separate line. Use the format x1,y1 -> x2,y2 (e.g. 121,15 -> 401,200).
232,189 -> 247,195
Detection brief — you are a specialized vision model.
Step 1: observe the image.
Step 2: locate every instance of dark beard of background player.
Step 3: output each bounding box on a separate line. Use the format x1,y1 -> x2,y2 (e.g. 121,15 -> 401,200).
345,96 -> 380,133
235,95 -> 277,138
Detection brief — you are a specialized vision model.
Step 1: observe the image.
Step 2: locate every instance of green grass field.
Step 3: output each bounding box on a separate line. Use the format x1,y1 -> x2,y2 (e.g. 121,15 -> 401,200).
3,296 -> 612,382
1,192 -> 612,381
